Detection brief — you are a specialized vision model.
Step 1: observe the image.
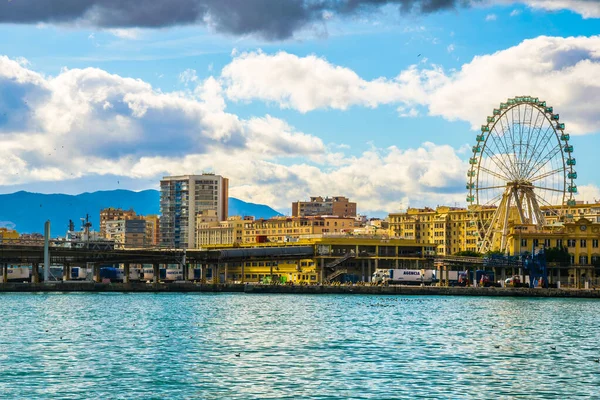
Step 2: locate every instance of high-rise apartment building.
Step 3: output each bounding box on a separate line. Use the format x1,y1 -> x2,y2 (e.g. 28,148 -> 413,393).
160,174 -> 229,248
292,196 -> 357,218
100,208 -> 137,238
105,219 -> 147,249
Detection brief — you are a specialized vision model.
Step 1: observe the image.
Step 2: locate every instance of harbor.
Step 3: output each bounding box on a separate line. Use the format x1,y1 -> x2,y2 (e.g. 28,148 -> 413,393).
2,281 -> 600,298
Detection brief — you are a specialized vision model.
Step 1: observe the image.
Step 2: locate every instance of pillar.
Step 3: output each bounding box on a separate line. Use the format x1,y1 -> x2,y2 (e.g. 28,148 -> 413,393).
241,262 -> 245,284
225,263 -> 229,284
200,264 -> 205,284
269,262 -> 273,284
367,259 -> 372,282
124,263 -> 130,284
153,263 -> 159,284
361,259 -> 365,282
187,264 -> 194,281
320,258 -> 324,284
93,264 -> 100,283
213,264 -> 218,284
32,263 -> 40,284
2,263 -> 7,284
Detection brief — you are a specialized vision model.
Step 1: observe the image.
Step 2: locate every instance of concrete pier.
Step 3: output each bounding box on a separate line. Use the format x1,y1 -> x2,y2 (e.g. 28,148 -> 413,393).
1,282 -> 600,298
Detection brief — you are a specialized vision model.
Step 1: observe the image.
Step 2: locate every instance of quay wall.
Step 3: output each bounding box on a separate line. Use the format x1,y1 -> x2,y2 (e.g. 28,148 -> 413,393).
1,282 -> 600,298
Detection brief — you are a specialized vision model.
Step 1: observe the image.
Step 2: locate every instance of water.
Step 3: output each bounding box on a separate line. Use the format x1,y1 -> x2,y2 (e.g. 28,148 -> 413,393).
1,293 -> 599,399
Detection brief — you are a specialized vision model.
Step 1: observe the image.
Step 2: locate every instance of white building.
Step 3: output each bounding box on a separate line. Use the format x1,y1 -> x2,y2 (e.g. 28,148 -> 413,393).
159,174 -> 229,249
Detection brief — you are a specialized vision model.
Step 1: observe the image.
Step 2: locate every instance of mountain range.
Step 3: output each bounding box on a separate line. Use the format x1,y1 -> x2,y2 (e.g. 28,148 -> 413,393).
0,190 -> 282,237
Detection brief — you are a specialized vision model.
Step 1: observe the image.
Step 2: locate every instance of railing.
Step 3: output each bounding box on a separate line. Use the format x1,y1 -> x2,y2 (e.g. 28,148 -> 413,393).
326,268 -> 348,282
325,252 -> 356,269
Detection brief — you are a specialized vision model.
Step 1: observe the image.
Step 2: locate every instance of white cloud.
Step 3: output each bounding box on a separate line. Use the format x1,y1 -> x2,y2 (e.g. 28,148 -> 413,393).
179,68 -> 198,86
485,13 -> 498,21
221,50 -> 427,113
88,33 -> 95,40
510,8 -> 523,16
108,28 -> 142,40
219,36 -> 600,135
0,54 -> 474,214
447,44 -> 455,53
577,184 -> 600,203
518,0 -> 600,18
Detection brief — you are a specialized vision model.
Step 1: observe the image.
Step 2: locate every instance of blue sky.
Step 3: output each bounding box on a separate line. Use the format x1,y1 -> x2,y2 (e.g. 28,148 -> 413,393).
0,0 -> 599,215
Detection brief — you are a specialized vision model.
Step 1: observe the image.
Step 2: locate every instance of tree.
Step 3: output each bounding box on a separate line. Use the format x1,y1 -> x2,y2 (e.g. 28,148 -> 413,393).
545,246 -> 570,264
454,250 -> 483,257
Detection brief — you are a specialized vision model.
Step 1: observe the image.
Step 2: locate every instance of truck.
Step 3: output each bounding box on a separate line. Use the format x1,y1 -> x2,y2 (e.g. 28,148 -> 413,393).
6,267 -> 30,282
372,269 -> 437,285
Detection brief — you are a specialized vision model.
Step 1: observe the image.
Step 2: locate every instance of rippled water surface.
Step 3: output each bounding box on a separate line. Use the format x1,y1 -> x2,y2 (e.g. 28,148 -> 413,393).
1,293 -> 600,399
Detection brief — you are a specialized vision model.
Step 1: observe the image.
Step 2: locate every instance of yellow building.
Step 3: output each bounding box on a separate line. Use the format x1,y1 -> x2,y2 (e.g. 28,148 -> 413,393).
390,202 -> 600,256
196,216 -> 245,248
505,219 -> 600,286
0,227 -> 19,243
242,215 -> 356,244
389,206 -> 496,255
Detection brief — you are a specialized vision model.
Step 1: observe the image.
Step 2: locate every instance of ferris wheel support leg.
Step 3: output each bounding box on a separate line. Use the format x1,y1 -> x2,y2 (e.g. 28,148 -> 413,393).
500,192 -> 513,253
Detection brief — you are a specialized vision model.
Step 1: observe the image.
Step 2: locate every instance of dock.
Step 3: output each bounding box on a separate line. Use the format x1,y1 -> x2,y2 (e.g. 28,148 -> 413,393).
1,282 -> 600,298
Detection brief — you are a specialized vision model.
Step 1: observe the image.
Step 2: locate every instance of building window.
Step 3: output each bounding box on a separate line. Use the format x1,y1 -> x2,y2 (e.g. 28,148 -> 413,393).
533,239 -> 539,248
557,239 -> 563,248
544,239 -> 550,248
568,239 -> 576,248
593,240 -> 599,248
579,255 -> 589,265
521,239 -> 527,248
580,239 -> 587,248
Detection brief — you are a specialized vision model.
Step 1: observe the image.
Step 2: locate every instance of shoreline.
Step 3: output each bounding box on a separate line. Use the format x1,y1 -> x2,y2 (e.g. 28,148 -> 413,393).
1,282 -> 600,298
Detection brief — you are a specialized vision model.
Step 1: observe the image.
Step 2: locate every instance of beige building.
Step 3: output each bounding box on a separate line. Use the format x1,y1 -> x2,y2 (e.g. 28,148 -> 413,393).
292,196 -> 357,218
100,208 -> 137,238
242,215 -> 356,245
196,216 -> 245,248
105,219 -> 147,249
143,215 -> 160,246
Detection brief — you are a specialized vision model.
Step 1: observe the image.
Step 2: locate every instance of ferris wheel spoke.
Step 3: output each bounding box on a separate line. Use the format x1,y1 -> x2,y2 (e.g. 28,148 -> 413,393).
477,185 -> 507,191
482,147 -> 515,181
529,167 -> 565,183
531,191 -> 563,217
525,143 -> 562,181
523,125 -> 555,177
495,116 -> 521,178
478,166 -> 511,182
481,191 -> 505,207
531,185 -> 565,194
520,106 -> 543,178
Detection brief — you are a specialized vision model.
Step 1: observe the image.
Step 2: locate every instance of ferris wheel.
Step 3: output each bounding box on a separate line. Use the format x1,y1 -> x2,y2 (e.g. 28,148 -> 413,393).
466,96 -> 577,254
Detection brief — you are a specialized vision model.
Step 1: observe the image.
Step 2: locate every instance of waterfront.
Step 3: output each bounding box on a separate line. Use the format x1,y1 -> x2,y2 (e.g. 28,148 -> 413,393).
1,294 -> 599,399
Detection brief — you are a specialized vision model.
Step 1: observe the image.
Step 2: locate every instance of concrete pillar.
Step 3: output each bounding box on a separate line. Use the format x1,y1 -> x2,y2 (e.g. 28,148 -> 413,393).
361,259 -> 365,282
2,263 -> 7,284
367,259 -> 372,282
93,264 -> 100,283
32,263 -> 40,283
213,264 -> 218,284
187,264 -> 194,281
153,263 -> 159,284
241,262 -> 245,284
225,262 -> 229,284
320,258 -> 324,284
124,263 -> 130,284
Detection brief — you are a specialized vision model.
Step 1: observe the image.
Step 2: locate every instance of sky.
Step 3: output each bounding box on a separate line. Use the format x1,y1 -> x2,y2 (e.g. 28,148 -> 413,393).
0,0 -> 599,216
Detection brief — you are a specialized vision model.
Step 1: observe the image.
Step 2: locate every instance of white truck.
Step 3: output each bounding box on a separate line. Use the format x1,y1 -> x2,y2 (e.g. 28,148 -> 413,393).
372,269 -> 437,285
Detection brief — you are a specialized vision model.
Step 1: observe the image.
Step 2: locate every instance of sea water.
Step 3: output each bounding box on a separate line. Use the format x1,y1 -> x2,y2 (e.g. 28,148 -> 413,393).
0,293 -> 599,399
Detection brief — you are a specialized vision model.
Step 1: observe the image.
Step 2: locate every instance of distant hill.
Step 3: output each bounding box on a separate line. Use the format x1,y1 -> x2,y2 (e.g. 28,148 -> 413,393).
0,190 -> 282,237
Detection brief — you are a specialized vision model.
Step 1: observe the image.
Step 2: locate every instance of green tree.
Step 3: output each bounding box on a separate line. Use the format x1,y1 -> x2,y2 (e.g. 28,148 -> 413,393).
454,250 -> 483,257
